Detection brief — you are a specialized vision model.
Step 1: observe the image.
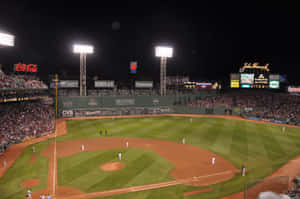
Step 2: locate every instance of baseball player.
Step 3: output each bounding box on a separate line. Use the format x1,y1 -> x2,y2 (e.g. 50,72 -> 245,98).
32,145 -> 35,153
182,137 -> 186,144
118,152 -> 122,160
282,126 -> 286,133
3,159 -> 7,168
190,118 -> 193,123
105,129 -> 108,136
40,194 -> 45,199
81,144 -> 85,152
241,165 -> 246,176
47,194 -> 51,199
126,141 -> 129,148
212,156 -> 215,165
99,130 -> 102,136
27,189 -> 32,199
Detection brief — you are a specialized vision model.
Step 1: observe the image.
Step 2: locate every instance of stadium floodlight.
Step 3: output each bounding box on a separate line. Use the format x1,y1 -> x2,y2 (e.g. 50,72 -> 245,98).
155,46 -> 173,58
73,44 -> 94,54
72,44 -> 94,96
155,46 -> 173,96
0,32 -> 15,47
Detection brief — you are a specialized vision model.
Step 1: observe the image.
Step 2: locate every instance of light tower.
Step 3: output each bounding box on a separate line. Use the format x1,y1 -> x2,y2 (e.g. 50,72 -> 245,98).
73,44 -> 94,96
155,46 -> 173,96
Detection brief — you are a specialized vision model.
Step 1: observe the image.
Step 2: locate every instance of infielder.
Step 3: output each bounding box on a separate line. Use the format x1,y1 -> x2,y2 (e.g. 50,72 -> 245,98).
212,156 -> 215,165
32,145 -> 35,153
241,165 -> 246,176
81,144 -> 85,152
126,141 -> 129,148
3,159 -> 7,168
27,189 -> 32,199
282,126 -> 286,133
182,137 -> 186,144
118,152 -> 122,160
190,118 -> 192,123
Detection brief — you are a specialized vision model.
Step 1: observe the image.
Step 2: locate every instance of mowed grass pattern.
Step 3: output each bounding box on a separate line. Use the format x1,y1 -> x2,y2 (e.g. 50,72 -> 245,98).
57,148 -> 175,192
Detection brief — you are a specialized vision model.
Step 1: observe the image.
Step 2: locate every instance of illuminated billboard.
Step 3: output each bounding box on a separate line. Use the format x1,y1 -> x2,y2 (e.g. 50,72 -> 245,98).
231,80 -> 239,88
269,80 -> 279,89
240,73 -> 254,84
288,86 -> 300,93
130,61 -> 137,74
241,84 -> 251,88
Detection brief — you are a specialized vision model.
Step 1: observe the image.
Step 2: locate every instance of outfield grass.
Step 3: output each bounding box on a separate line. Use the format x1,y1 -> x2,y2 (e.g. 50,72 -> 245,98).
1,116 -> 300,199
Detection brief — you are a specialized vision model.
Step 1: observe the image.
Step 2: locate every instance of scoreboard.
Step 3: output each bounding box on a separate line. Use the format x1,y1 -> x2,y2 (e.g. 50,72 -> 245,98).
230,73 -> 280,89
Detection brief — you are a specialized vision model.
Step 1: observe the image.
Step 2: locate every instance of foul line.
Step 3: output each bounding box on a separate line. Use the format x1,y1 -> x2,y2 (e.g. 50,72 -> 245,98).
59,170 -> 234,199
53,123 -> 57,197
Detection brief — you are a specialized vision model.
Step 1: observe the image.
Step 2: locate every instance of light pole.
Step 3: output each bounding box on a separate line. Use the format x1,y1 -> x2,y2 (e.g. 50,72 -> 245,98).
0,32 -> 15,47
155,46 -> 173,96
73,44 -> 94,96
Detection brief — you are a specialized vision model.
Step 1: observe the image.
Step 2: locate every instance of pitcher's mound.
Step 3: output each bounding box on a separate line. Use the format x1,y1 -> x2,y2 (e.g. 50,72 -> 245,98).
21,179 -> 41,187
100,162 -> 124,171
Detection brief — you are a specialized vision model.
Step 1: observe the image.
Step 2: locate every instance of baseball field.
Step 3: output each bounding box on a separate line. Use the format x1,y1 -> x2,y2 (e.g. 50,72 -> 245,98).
1,115 -> 300,199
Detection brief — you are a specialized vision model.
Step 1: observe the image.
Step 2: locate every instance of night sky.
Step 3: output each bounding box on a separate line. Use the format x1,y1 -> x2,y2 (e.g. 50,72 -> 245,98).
0,1 -> 300,84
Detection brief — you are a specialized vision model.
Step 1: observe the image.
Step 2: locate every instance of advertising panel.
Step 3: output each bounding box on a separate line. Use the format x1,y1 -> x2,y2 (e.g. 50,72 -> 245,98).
166,76 -> 189,85
195,82 -> 212,89
241,84 -> 251,88
14,62 -> 38,73
95,80 -> 115,88
130,61 -> 137,74
60,80 -> 79,88
254,74 -> 268,84
240,73 -> 254,84
269,80 -> 280,89
288,86 -> 300,93
135,81 -> 153,88
269,74 -> 280,81
231,80 -> 240,88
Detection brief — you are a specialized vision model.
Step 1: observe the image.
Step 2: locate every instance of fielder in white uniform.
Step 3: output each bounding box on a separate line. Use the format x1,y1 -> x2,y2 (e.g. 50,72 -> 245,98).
212,156 -> 215,165
81,144 -> 85,152
126,141 -> 129,148
27,189 -> 32,199
282,126 -> 286,133
32,145 -> 35,153
3,159 -> 7,168
242,165 -> 246,176
182,137 -> 186,144
190,118 -> 192,123
118,152 -> 122,160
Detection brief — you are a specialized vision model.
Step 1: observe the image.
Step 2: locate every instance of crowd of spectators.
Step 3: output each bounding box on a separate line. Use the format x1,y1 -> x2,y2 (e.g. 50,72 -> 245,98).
188,91 -> 300,121
0,70 -> 47,89
0,102 -> 55,151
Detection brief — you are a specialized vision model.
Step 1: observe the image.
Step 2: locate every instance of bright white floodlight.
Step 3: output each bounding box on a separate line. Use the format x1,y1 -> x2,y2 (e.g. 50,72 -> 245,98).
73,44 -> 94,54
155,46 -> 173,58
0,32 -> 15,47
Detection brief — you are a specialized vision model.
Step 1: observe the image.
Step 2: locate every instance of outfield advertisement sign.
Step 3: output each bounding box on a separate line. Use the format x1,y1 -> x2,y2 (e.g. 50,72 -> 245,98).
115,99 -> 135,106
135,81 -> 153,88
95,80 -> 115,88
60,80 -> 79,88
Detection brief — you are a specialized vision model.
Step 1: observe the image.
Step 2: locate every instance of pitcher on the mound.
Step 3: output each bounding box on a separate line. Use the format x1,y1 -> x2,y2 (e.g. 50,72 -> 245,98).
212,156 -> 215,165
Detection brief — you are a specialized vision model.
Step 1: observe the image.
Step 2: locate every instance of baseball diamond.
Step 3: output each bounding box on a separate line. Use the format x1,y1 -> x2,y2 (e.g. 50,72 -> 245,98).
0,115 -> 300,199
